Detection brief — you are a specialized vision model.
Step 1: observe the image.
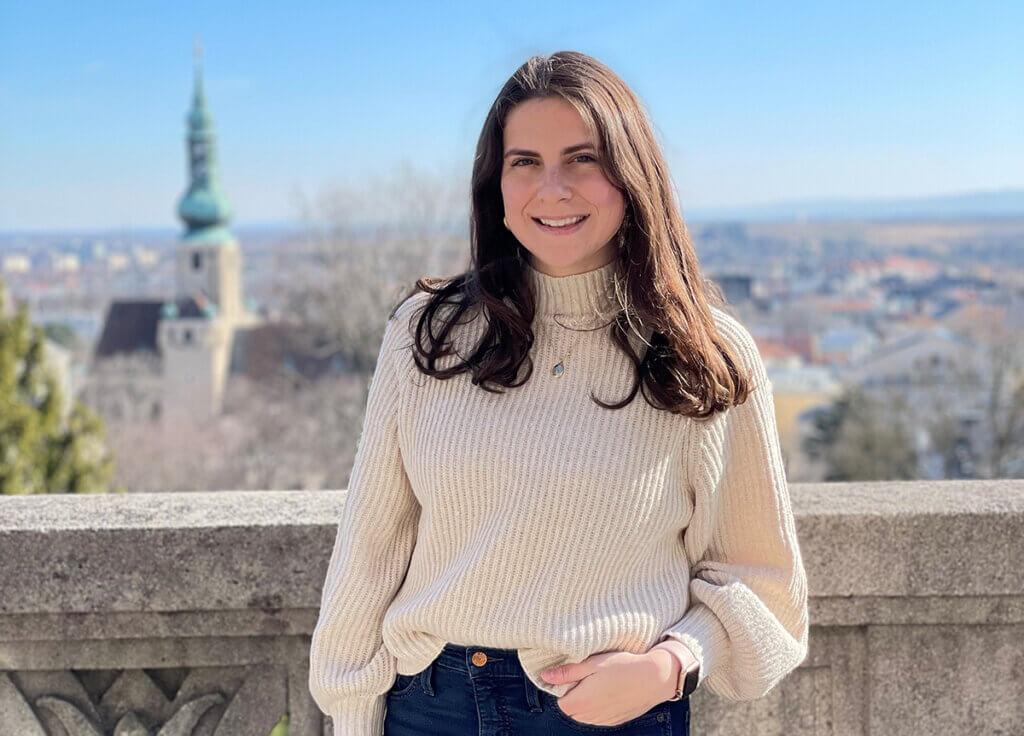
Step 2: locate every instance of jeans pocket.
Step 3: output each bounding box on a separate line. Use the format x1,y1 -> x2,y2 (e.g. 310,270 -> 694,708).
388,670 -> 421,699
541,690 -> 669,733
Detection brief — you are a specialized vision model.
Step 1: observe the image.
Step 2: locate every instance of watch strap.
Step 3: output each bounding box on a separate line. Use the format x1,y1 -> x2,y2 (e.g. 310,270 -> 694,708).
668,657 -> 700,700
653,640 -> 700,701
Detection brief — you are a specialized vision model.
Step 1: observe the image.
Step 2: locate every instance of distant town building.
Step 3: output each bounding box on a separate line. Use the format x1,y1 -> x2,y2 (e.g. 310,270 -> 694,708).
713,273 -> 753,304
812,325 -> 879,365
2,254 -> 31,274
842,327 -> 982,395
52,253 -> 80,273
106,253 -> 130,272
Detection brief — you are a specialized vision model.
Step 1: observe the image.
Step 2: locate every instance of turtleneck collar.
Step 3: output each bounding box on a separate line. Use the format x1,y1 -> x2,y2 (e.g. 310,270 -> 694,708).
524,257 -> 621,320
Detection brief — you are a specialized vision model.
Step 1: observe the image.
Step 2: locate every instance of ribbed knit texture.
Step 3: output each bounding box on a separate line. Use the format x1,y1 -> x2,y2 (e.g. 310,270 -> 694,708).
308,259 -> 809,735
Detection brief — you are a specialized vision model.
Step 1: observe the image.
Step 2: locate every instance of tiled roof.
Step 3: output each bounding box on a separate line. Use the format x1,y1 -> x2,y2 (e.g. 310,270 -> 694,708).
94,300 -> 163,358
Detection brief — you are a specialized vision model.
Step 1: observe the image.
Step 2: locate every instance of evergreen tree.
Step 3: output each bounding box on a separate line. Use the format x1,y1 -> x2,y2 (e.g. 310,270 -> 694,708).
0,280 -> 118,494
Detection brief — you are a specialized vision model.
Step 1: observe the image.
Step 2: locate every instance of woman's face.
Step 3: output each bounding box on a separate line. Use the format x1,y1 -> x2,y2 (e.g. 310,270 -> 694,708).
500,96 -> 626,276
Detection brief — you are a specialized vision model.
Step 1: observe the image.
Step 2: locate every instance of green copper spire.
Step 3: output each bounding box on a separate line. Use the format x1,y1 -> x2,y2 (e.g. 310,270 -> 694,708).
176,37 -> 234,243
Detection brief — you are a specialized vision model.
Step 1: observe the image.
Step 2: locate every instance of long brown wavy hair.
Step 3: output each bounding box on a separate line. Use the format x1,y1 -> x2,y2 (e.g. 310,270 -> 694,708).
391,50 -> 754,419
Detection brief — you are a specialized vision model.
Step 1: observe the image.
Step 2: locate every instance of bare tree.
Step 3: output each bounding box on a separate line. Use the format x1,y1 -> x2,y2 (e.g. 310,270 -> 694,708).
982,339 -> 1024,477
216,373 -> 368,490
105,413 -> 233,493
279,160 -> 471,374
926,315 -> 1024,479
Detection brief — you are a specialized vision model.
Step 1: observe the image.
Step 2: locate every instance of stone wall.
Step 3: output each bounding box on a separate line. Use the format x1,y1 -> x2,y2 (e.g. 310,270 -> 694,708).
1,480 -> 1022,735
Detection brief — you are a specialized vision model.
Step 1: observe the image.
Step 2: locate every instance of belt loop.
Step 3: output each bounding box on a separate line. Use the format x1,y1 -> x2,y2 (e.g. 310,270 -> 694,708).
524,673 -> 543,712
421,656 -> 437,697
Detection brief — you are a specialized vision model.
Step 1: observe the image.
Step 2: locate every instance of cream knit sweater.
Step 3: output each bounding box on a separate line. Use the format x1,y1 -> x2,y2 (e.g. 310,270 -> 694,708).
308,259 -> 809,735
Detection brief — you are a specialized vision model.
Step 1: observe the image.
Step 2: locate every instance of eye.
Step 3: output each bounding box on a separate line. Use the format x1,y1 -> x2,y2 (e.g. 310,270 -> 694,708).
510,158 -> 533,167
574,153 -> 596,163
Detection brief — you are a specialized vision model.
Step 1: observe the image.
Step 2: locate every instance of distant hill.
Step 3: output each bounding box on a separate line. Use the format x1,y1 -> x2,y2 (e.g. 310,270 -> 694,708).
3,189 -> 1023,238
685,188 -> 1024,223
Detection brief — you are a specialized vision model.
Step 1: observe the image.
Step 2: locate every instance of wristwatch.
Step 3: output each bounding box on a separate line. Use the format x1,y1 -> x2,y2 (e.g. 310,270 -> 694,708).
668,657 -> 700,701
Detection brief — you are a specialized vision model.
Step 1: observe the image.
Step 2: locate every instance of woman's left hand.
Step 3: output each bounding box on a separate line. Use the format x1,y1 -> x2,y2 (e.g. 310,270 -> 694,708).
540,650 -> 674,727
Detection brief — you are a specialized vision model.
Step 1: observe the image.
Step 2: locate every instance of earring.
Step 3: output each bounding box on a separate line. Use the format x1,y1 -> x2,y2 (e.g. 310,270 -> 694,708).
503,216 -> 510,230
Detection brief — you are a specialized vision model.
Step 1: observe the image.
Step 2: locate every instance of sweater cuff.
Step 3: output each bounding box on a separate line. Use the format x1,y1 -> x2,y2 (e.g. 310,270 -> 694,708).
329,694 -> 386,736
658,602 -> 731,691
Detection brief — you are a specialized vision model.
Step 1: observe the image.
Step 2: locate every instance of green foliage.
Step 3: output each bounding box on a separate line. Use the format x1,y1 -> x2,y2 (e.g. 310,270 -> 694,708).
0,279 -> 118,494
42,321 -> 78,350
802,382 -> 919,481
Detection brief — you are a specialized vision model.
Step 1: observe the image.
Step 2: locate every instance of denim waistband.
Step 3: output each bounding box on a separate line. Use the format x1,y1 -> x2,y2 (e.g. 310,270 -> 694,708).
433,642 -> 527,678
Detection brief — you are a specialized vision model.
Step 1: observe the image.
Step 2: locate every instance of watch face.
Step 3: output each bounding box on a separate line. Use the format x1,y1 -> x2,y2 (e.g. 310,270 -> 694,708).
682,666 -> 700,697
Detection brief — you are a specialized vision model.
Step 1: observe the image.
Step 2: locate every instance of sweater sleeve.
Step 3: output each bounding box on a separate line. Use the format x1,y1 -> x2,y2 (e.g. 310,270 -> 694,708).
656,309 -> 809,701
308,305 -> 421,735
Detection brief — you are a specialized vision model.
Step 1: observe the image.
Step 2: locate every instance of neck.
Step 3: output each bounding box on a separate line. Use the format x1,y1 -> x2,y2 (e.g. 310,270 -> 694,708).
524,258 -> 621,320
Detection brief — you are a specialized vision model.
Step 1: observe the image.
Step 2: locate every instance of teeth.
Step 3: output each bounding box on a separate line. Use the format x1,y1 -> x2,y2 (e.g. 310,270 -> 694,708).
538,215 -> 585,227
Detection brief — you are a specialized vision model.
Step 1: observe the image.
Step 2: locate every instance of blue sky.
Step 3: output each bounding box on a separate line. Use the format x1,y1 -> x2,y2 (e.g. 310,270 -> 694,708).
1,0 -> 1022,230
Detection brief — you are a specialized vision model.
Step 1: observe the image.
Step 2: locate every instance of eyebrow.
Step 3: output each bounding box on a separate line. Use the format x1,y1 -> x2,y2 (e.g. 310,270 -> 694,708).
503,142 -> 596,159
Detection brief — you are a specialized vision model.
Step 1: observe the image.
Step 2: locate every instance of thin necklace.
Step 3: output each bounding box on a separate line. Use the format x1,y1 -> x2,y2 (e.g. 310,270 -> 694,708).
548,311 -> 617,378
551,331 -> 586,377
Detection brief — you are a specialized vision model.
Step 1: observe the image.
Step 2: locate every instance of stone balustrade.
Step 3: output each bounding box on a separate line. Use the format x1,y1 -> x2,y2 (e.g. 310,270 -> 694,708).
1,480 -> 1022,735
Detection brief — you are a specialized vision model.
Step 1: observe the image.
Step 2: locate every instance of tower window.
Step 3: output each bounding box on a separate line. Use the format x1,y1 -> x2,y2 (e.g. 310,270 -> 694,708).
183,328 -> 193,344
192,252 -> 202,270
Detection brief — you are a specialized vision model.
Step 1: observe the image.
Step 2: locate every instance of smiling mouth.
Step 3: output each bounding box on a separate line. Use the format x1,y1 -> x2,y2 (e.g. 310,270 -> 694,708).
531,214 -> 589,228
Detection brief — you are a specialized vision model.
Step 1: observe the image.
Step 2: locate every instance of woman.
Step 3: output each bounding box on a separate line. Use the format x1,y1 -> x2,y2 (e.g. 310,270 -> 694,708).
309,51 -> 809,736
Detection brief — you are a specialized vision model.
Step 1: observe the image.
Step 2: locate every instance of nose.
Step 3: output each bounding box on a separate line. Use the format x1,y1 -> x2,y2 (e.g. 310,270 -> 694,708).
536,166 -> 572,202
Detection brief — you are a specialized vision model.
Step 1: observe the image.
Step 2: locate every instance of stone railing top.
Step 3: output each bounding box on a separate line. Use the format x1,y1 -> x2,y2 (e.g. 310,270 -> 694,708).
0,489 -> 340,531
1,481 -> 1022,618
793,478 -> 1024,516
4,481 -> 1020,530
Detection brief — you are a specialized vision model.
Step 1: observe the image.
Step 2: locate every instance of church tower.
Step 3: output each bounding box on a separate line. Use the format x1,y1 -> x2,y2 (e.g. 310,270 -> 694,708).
157,39 -> 248,426
173,38 -> 243,322
87,40 -> 261,429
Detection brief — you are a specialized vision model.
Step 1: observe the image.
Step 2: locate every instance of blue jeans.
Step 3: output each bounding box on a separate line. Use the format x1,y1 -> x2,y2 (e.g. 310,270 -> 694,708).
383,643 -> 690,735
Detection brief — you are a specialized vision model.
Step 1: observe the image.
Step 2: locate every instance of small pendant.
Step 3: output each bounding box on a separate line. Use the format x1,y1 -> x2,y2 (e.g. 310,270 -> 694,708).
552,362 -> 564,377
